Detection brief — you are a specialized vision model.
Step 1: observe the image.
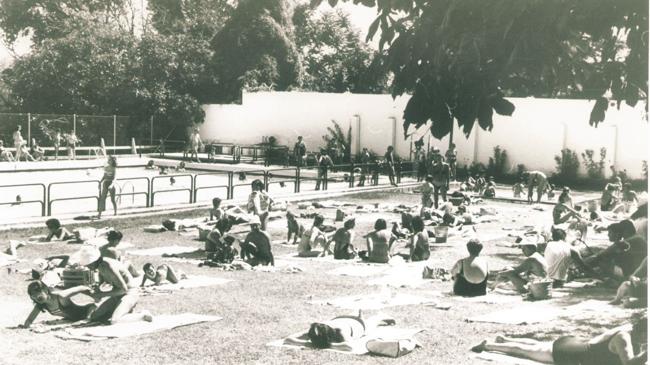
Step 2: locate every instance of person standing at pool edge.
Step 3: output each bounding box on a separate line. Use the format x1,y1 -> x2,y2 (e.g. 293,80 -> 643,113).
189,128 -> 203,163
293,136 -> 306,167
98,156 -> 118,219
13,125 -> 25,161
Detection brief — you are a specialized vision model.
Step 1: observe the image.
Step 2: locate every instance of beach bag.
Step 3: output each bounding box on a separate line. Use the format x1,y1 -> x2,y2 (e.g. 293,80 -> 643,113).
366,338 -> 418,358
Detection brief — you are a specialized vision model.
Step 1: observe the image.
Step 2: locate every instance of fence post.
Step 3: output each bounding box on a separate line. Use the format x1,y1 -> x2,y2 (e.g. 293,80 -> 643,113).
150,116 -> 154,146
295,167 -> 300,193
228,172 -> 234,199
73,114 -> 77,136
397,161 -> 402,184
263,171 -> 269,191
324,167 -> 328,191
113,115 -> 117,149
27,113 -> 31,144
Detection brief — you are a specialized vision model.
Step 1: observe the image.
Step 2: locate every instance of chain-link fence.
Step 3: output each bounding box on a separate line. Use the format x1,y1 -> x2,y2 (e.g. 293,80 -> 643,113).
0,113 -> 155,149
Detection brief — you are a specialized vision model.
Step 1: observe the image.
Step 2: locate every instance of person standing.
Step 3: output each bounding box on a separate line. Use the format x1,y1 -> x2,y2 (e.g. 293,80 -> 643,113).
384,146 -> 397,187
66,131 -> 77,160
53,129 -> 62,161
414,143 -> 426,182
523,170 -> 548,204
247,179 -> 272,231
430,153 -> 450,208
293,136 -> 306,167
445,143 -> 457,181
357,147 -> 371,187
189,128 -> 203,163
13,125 -> 25,161
98,155 -> 118,219
315,150 -> 334,190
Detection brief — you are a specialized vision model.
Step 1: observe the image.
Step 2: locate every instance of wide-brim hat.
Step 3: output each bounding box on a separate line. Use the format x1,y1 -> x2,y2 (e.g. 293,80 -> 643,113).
249,215 -> 262,225
70,246 -> 101,266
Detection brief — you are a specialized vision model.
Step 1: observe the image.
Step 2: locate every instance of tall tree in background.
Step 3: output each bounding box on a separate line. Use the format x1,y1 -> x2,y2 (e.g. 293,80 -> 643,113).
209,0 -> 302,103
293,3 -> 389,93
315,0 -> 648,139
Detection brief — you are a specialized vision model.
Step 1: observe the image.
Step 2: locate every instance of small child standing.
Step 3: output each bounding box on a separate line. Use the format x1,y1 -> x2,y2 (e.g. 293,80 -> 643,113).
210,197 -> 225,221
513,181 -> 524,198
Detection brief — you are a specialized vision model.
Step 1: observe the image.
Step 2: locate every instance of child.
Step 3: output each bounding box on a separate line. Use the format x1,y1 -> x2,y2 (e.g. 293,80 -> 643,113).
329,217 -> 357,260
298,214 -> 329,257
286,211 -> 305,245
44,218 -> 73,242
483,176 -> 496,198
145,160 -> 156,170
141,263 -> 187,286
512,181 -> 524,198
210,197 -> 225,221
408,217 -> 430,262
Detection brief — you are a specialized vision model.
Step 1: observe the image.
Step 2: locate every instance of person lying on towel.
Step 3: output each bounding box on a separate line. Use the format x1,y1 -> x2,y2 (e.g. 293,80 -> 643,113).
43,218 -> 74,242
20,281 -> 98,328
471,314 -> 647,365
359,219 -> 397,264
141,263 -> 187,286
240,216 -> 274,266
451,239 -> 489,297
491,240 -> 547,293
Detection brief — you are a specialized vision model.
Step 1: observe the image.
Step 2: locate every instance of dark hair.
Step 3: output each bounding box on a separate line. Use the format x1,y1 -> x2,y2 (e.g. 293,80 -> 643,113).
45,218 -> 61,230
162,219 -> 176,231
216,218 -> 232,234
212,197 -> 222,207
107,230 -> 123,242
27,281 -> 48,297
411,217 -> 424,232
251,179 -> 263,190
223,236 -> 236,245
344,218 -> 356,230
374,218 -> 387,231
466,239 -> 483,256
630,202 -> 647,220
551,227 -> 567,241
608,221 -> 637,239
425,175 -> 433,183
307,323 -> 344,349
313,214 -> 325,227
143,263 -> 154,272
147,160 -> 154,166
108,155 -> 117,167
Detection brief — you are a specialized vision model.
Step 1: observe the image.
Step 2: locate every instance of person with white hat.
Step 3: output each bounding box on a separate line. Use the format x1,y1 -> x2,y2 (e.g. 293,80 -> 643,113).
240,215 -> 274,266
490,239 -> 547,293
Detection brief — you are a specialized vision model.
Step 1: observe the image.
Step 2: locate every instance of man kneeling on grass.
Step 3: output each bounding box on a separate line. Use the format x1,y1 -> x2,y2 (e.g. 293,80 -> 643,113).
240,216 -> 274,266
491,240 -> 546,293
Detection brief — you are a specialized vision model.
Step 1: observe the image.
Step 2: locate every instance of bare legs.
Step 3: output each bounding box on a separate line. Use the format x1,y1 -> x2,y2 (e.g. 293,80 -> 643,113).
472,336 -> 554,364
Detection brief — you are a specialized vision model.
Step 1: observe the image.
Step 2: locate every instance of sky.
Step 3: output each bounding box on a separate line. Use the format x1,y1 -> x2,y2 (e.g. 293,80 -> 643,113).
0,1 -> 378,68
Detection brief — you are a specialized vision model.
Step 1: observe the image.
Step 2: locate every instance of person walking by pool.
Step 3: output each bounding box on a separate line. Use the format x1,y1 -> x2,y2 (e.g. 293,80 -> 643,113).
414,142 -> 426,182
522,170 -> 548,204
189,128 -> 203,163
357,147 -> 371,187
293,136 -> 306,167
97,155 -> 118,219
384,146 -> 398,187
430,152 -> 450,208
247,179 -> 272,231
65,131 -> 78,160
13,125 -> 25,161
52,129 -> 62,160
445,143 -> 457,181
315,150 -> 334,190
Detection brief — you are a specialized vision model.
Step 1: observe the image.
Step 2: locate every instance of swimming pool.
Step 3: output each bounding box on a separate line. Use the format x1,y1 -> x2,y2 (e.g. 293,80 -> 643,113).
0,157 -> 414,220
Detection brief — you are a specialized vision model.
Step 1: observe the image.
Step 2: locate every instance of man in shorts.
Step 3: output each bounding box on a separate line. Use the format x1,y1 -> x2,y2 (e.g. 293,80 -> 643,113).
523,170 -> 548,204
430,152 -> 450,208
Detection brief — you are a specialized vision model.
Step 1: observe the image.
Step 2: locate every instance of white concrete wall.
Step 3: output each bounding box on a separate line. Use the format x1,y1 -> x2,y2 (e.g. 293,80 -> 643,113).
201,91 -> 649,178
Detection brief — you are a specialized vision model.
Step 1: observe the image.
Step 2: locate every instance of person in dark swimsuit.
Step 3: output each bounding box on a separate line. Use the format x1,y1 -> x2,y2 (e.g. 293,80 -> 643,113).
471,314 -> 647,364
451,239 -> 488,297
97,155 -> 117,219
20,281 -> 97,328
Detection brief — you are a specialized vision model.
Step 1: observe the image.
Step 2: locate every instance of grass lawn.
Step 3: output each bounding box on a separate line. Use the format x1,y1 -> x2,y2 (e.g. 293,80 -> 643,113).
0,191 -> 642,364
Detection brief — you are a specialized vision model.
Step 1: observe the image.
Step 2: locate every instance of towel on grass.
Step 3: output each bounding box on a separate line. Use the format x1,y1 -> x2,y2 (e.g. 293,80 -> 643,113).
310,292 -> 440,310
55,313 -> 222,341
128,246 -> 200,256
466,301 -> 565,324
471,352 -> 548,365
140,275 -> 231,295
0,253 -> 20,267
268,327 -> 424,356
451,293 -> 523,304
328,265 -> 389,277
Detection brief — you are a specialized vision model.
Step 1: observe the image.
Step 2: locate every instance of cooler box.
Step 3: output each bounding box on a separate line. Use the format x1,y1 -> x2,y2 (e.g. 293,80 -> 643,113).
61,267 -> 98,288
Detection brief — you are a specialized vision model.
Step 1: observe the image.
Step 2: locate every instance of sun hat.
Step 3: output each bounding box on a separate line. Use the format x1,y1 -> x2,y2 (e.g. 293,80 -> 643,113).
249,215 -> 262,225
70,246 -> 101,266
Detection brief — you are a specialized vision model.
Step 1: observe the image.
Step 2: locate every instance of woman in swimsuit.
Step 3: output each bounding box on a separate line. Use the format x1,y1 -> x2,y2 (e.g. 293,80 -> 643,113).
299,310 -> 396,349
471,314 -> 647,365
141,263 -> 187,286
451,239 -> 488,297
20,281 -> 97,328
97,155 -> 117,219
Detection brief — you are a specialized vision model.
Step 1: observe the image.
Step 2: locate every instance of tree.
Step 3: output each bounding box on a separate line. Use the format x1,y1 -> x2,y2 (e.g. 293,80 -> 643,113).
314,0 -> 648,139
209,0 -> 302,103
292,3 -> 389,93
148,0 -> 234,38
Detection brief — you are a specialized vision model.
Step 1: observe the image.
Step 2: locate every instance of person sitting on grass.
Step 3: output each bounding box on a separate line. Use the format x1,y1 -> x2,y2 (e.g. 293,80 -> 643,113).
471,314 -> 648,365
585,221 -> 647,281
240,216 -> 274,266
544,227 -> 593,288
83,247 -> 153,324
298,310 -> 400,351
612,257 -> 647,308
451,239 -> 489,297
210,197 -> 225,221
20,281 -> 98,328
44,218 -> 73,242
298,214 -> 330,257
483,177 -> 496,198
601,176 -> 623,211
474,174 -> 486,195
613,183 -> 639,214
360,218 -> 397,264
206,218 -> 236,263
491,240 -> 546,293
462,175 -> 476,192
553,191 -> 588,241
408,216 -> 430,262
99,230 -> 140,278
141,263 -> 187,286
330,217 -> 357,260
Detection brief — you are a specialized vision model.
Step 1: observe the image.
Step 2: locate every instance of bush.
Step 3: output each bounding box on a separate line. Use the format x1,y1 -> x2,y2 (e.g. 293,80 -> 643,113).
643,160 -> 648,182
468,162 -> 486,177
487,145 -> 508,178
516,164 -> 526,180
581,147 -> 606,179
554,148 -> 580,183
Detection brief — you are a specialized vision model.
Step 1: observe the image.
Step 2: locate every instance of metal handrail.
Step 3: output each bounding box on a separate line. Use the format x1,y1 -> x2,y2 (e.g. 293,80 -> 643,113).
193,171 -> 232,202
49,196 -> 99,216
0,200 -> 45,216
47,179 -> 100,215
116,176 -> 151,207
0,182 -> 46,216
151,188 -> 192,206
151,173 -> 194,206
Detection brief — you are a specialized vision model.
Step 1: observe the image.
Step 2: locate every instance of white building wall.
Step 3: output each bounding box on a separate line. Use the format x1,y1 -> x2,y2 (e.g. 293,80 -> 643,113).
201,91 -> 648,178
